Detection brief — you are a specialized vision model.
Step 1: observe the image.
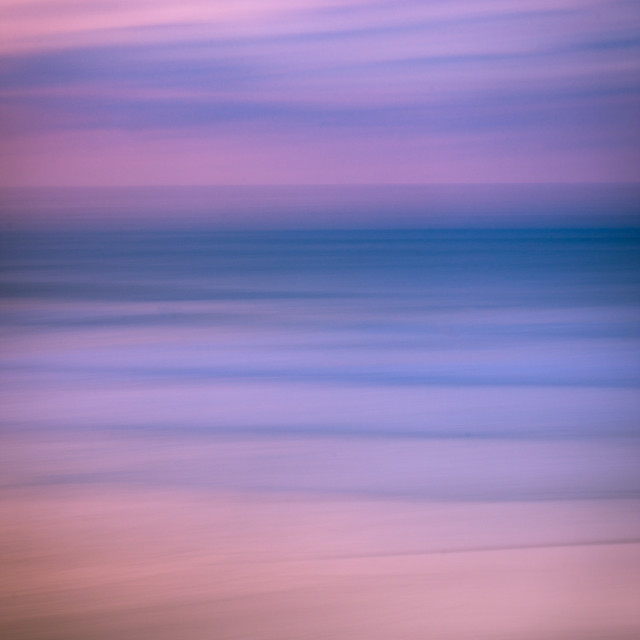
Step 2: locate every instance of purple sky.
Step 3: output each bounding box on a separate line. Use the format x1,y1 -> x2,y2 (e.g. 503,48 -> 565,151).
1,0 -> 639,186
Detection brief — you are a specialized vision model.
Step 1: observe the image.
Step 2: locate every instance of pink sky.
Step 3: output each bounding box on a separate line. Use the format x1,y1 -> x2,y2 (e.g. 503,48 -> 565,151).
1,0 -> 639,186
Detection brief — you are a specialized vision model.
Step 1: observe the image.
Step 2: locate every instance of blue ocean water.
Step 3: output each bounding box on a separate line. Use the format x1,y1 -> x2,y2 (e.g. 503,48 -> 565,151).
2,226 -> 639,503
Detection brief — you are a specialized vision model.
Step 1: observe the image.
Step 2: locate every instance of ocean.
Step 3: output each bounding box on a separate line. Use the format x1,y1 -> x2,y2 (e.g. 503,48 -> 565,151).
2,197 -> 639,638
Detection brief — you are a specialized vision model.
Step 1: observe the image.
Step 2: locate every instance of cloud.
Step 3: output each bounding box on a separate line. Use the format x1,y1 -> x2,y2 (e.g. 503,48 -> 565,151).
1,0 -> 638,184
1,43 -> 258,92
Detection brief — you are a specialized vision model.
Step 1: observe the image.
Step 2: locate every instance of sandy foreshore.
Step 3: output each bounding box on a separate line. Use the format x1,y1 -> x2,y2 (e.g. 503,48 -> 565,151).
2,486 -> 639,640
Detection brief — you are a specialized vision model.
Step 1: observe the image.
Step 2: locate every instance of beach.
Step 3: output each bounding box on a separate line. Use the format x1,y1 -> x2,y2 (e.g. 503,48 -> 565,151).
2,480 -> 639,640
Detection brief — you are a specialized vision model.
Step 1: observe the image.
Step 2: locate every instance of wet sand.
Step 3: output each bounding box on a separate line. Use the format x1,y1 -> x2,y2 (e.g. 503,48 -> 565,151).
2,487 -> 639,640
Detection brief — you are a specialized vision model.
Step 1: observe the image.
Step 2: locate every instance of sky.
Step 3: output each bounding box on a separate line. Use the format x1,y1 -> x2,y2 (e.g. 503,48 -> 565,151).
1,0 -> 639,187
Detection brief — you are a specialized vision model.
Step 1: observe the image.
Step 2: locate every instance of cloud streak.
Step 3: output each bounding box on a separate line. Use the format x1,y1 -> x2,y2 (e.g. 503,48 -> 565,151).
1,0 -> 638,184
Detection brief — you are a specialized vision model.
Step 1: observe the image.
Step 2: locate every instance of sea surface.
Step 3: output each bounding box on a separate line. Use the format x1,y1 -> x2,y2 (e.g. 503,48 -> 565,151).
2,219 -> 640,638
2,227 -> 640,501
